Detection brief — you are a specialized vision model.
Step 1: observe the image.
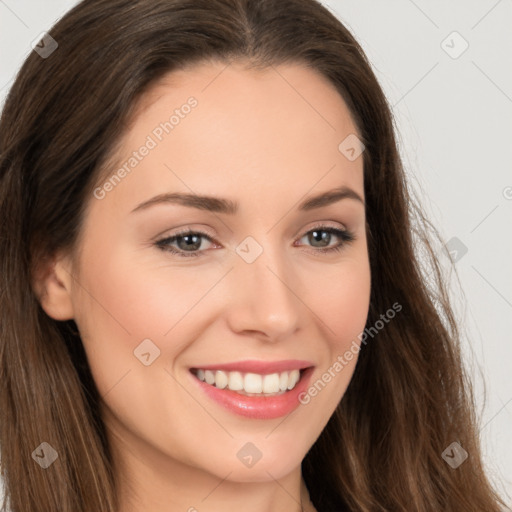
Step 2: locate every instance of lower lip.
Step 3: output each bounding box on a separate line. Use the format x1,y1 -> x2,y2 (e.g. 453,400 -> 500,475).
189,367 -> 314,419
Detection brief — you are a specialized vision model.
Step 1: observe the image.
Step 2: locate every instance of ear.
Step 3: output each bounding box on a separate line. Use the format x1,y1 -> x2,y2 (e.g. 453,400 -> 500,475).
32,252 -> 75,321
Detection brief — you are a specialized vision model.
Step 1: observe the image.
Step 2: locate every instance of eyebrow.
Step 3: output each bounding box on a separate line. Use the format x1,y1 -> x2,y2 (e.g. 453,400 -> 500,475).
130,185 -> 364,215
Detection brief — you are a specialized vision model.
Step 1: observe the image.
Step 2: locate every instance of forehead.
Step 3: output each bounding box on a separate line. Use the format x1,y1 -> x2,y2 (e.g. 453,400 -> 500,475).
134,59 -> 358,124
92,60 -> 364,218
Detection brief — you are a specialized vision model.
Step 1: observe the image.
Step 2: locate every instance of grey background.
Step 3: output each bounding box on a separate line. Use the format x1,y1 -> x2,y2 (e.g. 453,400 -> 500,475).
0,0 -> 511,505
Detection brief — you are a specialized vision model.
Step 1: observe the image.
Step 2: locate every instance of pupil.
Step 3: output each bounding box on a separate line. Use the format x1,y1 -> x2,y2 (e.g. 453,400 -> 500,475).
179,234 -> 201,251
311,230 -> 329,247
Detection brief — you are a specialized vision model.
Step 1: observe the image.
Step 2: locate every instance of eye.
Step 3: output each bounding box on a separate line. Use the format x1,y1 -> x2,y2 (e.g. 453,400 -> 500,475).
154,225 -> 356,258
296,225 -> 355,255
154,229 -> 215,257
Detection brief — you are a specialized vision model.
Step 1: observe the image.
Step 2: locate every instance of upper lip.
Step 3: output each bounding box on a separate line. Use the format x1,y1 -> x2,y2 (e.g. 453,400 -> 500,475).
190,359 -> 314,374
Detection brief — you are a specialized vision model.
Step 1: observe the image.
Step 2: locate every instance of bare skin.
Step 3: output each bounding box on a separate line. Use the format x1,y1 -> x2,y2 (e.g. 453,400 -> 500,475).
35,60 -> 370,512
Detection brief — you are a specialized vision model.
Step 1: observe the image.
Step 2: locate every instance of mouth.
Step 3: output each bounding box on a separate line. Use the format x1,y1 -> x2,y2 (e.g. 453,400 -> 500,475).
190,367 -> 307,397
187,362 -> 315,419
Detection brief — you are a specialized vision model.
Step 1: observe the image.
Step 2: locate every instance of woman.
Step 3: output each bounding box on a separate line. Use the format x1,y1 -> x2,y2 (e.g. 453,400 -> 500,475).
0,0 -> 507,511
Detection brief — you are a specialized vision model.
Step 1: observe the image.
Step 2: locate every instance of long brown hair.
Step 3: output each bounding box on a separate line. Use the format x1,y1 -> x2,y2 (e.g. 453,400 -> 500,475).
0,0 -> 507,510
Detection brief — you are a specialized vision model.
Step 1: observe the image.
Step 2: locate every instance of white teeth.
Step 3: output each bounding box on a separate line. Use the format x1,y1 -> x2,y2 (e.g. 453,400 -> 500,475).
228,371 -> 243,391
287,369 -> 300,390
244,373 -> 262,393
215,370 -> 228,389
193,368 -> 303,395
279,372 -> 288,391
263,373 -> 280,393
204,370 -> 215,385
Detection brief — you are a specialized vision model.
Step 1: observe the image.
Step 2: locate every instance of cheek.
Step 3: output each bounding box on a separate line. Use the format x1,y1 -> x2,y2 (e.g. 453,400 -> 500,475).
71,244 -> 236,403
309,257 -> 371,346
69,247 -> 170,395
75,245 -> 203,339
303,257 -> 371,400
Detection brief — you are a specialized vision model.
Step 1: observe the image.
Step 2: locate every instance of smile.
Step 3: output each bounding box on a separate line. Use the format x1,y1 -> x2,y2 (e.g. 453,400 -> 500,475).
188,362 -> 315,419
191,368 -> 302,396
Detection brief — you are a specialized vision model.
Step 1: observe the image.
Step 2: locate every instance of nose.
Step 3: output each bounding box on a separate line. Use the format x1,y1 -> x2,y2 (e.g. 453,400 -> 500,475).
224,241 -> 302,343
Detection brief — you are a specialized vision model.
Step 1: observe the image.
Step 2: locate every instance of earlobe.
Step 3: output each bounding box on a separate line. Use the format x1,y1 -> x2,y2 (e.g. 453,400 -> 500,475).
32,254 -> 75,321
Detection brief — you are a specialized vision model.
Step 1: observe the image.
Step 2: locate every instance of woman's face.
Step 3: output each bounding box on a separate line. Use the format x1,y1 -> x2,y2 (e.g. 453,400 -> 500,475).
50,61 -> 370,487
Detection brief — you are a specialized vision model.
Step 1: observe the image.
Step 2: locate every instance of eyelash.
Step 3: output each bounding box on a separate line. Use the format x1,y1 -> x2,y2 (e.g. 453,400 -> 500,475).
154,225 -> 356,258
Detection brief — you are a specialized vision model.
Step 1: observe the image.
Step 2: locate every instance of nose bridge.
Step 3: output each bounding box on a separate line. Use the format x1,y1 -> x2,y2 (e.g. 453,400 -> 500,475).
226,235 -> 301,340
